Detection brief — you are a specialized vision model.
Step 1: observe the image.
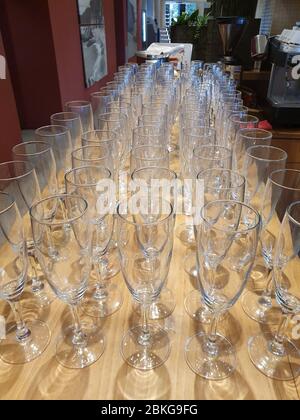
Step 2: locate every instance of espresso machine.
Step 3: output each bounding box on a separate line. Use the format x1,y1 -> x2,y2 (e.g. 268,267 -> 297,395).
217,17 -> 248,82
266,27 -> 300,125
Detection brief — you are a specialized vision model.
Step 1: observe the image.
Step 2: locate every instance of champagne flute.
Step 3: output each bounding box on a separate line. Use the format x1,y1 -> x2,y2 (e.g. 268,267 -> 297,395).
30,195 -> 104,369
185,200 -> 260,380
0,192 -> 50,364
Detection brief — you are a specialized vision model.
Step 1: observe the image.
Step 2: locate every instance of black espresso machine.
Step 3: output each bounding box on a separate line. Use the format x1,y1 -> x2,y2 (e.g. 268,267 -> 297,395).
266,27 -> 300,126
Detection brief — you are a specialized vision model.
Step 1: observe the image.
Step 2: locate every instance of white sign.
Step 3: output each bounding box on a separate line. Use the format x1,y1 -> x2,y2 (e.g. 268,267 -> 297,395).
0,316 -> 5,340
292,55 -> 300,80
0,55 -> 6,80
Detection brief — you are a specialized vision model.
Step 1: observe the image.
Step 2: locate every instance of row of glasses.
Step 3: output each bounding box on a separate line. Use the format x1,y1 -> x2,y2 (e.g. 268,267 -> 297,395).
183,64 -> 300,381
0,192 -> 50,364
0,159 -> 55,308
241,146 -> 289,324
65,166 -> 120,320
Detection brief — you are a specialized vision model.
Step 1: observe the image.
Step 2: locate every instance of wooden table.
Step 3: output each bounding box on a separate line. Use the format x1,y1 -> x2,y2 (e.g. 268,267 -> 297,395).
0,208 -> 299,401
1,133 -> 300,401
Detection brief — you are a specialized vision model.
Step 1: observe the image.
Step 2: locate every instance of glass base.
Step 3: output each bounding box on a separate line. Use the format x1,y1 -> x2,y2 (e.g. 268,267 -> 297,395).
241,290 -> 282,325
0,320 -> 51,365
82,283 -> 123,318
121,325 -> 171,371
133,288 -> 176,320
184,290 -> 226,324
185,333 -> 237,380
248,333 -> 300,381
184,252 -> 198,278
175,223 -> 195,247
56,324 -> 105,369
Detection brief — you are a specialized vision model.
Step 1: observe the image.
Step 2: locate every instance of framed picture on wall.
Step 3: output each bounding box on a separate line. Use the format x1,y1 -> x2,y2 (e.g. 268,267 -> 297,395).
127,0 -> 138,61
77,0 -> 108,88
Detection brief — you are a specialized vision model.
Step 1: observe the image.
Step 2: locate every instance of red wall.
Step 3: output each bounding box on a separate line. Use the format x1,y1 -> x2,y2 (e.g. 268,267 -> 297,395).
114,0 -> 127,67
48,0 -> 118,105
0,31 -> 21,162
0,0 -> 62,129
0,0 -> 118,129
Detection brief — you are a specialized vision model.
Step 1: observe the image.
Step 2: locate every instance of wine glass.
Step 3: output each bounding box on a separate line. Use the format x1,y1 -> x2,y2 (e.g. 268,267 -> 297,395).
12,141 -> 59,201
0,192 -> 50,364
185,200 -> 261,380
35,125 -> 73,193
65,101 -> 94,133
90,91 -> 113,122
243,169 -> 300,325
81,130 -> 121,281
176,128 -> 214,247
233,129 -> 273,174
131,167 -> 178,320
0,161 -> 52,307
97,112 -> 129,168
133,126 -> 165,149
71,145 -> 112,172
184,169 -> 246,323
116,198 -> 174,370
241,146 -> 288,323
30,195 -> 104,369
131,146 -> 170,173
65,166 -> 122,318
249,201 -> 300,380
225,114 -> 259,150
178,145 -> 232,250
51,112 -> 83,150
81,130 -> 119,171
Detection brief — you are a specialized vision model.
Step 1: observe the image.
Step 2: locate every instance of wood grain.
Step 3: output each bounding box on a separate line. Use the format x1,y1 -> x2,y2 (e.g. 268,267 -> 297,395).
0,209 -> 299,400
1,136 -> 300,401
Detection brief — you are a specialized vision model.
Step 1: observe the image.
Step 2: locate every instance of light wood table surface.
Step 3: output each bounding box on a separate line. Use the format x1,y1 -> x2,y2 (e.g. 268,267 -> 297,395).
0,210 -> 299,401
0,140 -> 300,401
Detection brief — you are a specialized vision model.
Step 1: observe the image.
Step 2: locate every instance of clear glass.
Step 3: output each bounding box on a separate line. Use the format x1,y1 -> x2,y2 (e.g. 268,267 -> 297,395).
131,146 -> 170,173
71,145 -> 112,173
131,167 -> 178,320
65,167 -> 121,318
35,125 -> 73,194
226,114 -> 259,150
241,146 -> 288,323
185,200 -> 261,380
185,169 -> 246,323
91,91 -> 113,121
12,141 -> 58,199
133,126 -> 165,149
117,199 -> 174,370
65,101 -> 94,133
97,113 -> 129,166
0,161 -> 52,307
233,129 -> 273,174
176,126 -> 215,247
244,169 -> 300,325
51,112 -> 83,150
0,193 -> 50,364
81,130 -> 120,174
30,195 -> 104,369
249,201 -> 300,380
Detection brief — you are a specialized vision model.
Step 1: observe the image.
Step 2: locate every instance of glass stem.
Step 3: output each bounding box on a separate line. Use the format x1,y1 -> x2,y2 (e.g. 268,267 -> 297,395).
258,270 -> 273,308
94,257 -> 108,301
8,301 -> 31,343
268,314 -> 291,357
70,305 -> 87,348
28,253 -> 44,294
206,314 -> 220,358
138,304 -> 151,346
